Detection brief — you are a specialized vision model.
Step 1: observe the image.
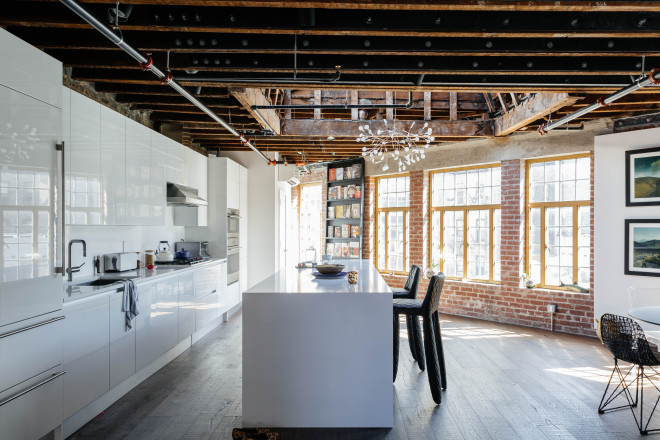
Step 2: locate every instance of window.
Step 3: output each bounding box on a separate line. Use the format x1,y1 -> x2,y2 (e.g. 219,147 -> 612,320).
430,165 -> 501,282
375,175 -> 409,273
526,154 -> 590,289
299,184 -> 322,262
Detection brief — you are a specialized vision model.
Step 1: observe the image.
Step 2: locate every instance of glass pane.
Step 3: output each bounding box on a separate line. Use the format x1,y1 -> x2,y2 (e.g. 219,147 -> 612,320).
443,210 -> 464,278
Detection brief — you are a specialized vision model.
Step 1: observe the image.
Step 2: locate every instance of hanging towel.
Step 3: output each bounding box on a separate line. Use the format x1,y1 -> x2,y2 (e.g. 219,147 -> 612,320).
122,279 -> 139,331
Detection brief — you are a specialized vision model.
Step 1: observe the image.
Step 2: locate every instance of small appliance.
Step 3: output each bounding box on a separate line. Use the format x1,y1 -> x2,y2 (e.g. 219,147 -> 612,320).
104,252 -> 139,272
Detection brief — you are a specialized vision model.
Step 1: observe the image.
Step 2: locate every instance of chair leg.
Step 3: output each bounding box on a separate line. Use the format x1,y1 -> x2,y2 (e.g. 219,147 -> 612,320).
406,315 -> 417,362
422,313 -> 442,404
432,311 -> 446,390
393,313 -> 400,383
411,315 -> 425,371
638,365 -> 660,435
598,359 -> 640,415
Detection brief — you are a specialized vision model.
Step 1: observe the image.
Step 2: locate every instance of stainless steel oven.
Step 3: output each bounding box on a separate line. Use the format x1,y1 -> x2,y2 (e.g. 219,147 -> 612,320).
227,245 -> 239,285
227,208 -> 240,284
227,208 -> 239,239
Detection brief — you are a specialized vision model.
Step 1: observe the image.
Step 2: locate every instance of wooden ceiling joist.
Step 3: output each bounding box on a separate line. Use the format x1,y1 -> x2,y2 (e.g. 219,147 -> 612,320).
281,119 -> 492,137
229,87 -> 282,134
493,93 -> 584,137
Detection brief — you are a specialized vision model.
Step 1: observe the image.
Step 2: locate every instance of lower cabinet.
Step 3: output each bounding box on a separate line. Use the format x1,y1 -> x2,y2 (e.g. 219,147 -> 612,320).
194,264 -> 222,331
63,295 -> 110,419
109,290 -> 136,388
178,272 -> 195,340
227,281 -> 241,311
136,280 -> 178,371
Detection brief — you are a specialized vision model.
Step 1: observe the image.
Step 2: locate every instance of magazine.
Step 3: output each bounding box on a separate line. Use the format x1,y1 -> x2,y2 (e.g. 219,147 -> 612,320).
351,225 -> 360,238
341,243 -> 350,258
327,206 -> 335,219
342,224 -> 350,238
334,226 -> 342,237
352,163 -> 362,179
349,241 -> 360,258
328,168 -> 336,181
327,226 -> 334,238
344,205 -> 352,218
325,243 -> 334,256
335,167 -> 343,181
328,186 -> 338,201
346,185 -> 356,199
333,243 -> 342,257
354,185 -> 361,199
344,166 -> 352,180
351,203 -> 360,218
336,205 -> 343,218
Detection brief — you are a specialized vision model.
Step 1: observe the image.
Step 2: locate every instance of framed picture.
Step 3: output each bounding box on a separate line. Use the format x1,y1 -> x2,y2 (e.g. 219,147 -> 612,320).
625,219 -> 660,277
626,146 -> 660,206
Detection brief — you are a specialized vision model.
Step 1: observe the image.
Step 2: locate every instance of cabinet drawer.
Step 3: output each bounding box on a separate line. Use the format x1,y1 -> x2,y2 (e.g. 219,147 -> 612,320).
0,367 -> 64,440
195,291 -> 220,331
0,316 -> 63,393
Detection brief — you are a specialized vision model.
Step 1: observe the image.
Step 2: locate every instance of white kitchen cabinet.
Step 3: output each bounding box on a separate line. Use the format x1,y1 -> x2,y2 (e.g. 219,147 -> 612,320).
125,119 -> 151,225
239,166 -> 248,294
63,294 -> 110,419
226,159 -> 240,209
136,279 -> 178,371
165,139 -> 186,185
63,87 -> 71,225
178,272 -> 195,341
227,282 -> 241,311
100,105 -> 126,225
194,264 -> 222,331
0,85 -> 63,324
69,90 -> 102,225
173,148 -> 208,226
109,290 -> 136,389
0,28 -> 62,108
150,132 -> 167,225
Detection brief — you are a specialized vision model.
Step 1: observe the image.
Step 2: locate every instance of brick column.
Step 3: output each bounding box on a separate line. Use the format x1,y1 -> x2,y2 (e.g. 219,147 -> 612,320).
408,170 -> 425,268
361,176 -> 375,262
500,159 -> 525,287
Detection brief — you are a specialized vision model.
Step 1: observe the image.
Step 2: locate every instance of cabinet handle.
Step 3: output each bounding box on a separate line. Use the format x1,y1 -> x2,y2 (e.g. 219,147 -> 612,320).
0,371 -> 66,407
0,316 -> 65,339
196,289 -> 217,300
54,141 -> 66,275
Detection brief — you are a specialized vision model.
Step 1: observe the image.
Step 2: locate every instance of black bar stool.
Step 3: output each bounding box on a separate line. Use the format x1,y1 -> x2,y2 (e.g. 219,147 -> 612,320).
391,265 -> 424,370
393,273 -> 447,404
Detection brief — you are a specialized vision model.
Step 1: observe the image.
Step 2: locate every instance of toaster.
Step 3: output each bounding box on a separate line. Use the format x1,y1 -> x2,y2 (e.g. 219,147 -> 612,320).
104,252 -> 138,272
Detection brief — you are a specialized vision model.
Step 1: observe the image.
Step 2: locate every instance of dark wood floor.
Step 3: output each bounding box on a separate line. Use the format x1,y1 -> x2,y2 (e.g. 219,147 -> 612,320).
69,312 -> 652,440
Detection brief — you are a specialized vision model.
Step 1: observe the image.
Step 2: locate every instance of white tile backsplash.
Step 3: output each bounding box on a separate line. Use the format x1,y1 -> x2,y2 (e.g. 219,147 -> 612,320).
66,208 -> 185,278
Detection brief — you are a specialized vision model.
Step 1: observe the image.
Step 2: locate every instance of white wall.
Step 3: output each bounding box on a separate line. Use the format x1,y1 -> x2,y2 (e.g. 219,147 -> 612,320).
594,127 -> 660,327
220,151 -> 280,289
66,209 -> 184,279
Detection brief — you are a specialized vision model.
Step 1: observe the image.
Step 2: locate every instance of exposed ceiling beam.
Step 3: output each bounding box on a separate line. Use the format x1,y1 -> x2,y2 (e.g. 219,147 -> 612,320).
493,93 -> 584,136
281,119 -> 492,137
229,87 -> 282,134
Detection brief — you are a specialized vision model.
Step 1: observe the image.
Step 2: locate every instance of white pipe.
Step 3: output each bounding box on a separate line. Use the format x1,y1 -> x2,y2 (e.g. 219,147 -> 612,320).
59,0 -> 272,165
540,69 -> 660,134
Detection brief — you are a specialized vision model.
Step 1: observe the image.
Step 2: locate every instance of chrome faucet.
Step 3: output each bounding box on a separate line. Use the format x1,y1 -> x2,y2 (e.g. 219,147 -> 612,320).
67,239 -> 87,282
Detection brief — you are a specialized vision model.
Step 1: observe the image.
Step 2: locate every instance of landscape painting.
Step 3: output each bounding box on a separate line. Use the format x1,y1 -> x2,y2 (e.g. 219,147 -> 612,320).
625,219 -> 660,277
626,147 -> 660,206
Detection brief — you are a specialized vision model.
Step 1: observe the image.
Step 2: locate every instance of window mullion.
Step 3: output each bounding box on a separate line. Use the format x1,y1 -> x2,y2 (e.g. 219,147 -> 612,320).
489,208 -> 494,282
384,211 -> 389,272
463,208 -> 468,280
540,206 -> 546,287
573,204 -> 579,284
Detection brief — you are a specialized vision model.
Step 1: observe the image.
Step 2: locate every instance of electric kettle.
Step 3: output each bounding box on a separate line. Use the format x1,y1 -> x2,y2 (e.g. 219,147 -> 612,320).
156,241 -> 174,262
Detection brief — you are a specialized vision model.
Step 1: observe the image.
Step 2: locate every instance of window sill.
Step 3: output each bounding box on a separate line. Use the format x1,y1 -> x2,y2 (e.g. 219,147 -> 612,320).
523,285 -> 591,295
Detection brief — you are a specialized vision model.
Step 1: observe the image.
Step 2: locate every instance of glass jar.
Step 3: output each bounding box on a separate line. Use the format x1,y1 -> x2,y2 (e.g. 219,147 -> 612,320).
145,250 -> 155,269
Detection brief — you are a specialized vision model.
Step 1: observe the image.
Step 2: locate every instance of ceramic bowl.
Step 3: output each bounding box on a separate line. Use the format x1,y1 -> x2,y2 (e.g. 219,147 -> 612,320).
315,264 -> 345,275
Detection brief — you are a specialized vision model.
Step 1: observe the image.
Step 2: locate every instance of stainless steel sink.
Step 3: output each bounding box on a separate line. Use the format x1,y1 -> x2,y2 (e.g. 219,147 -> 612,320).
72,275 -> 138,287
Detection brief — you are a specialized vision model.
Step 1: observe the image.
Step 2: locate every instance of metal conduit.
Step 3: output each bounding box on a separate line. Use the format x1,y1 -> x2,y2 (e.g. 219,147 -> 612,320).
540,68 -> 660,134
252,93 -> 413,110
59,0 -> 272,164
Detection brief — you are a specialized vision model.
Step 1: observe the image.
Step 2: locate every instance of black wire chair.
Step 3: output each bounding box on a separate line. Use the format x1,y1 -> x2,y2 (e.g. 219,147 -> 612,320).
598,313 -> 660,435
391,265 -> 425,370
393,273 -> 447,404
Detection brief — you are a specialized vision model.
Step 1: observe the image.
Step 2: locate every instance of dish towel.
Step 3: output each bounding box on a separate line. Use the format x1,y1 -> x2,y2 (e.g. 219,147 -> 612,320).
122,280 -> 139,331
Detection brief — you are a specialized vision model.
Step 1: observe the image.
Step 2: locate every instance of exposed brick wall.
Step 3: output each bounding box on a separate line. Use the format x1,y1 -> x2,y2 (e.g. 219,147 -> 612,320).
362,176 -> 375,261
371,156 -> 596,337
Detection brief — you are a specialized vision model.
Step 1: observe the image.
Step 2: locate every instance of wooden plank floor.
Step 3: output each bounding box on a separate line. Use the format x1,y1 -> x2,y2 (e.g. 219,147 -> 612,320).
68,312 -> 651,440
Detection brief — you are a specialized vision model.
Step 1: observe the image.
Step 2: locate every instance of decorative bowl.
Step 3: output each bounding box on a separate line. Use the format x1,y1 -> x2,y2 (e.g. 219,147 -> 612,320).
314,264 -> 345,275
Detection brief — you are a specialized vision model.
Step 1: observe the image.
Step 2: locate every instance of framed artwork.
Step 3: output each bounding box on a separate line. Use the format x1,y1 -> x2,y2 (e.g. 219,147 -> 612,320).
626,146 -> 660,206
625,219 -> 660,277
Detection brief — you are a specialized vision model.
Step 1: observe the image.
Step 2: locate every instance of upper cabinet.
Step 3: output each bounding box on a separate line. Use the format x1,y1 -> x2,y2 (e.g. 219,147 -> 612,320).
100,106 -> 126,225
226,160 -> 240,210
150,132 -> 167,225
165,139 -> 186,186
0,28 -> 61,108
69,90 -> 101,225
125,119 -> 151,225
173,148 -> 208,226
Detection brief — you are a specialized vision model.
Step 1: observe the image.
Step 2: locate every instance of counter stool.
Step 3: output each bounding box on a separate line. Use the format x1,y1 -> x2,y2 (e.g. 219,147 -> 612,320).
391,265 -> 424,370
393,273 -> 447,404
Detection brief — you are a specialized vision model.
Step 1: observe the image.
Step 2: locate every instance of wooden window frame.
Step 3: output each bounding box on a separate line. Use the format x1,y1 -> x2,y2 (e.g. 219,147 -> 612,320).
525,153 -> 591,291
375,174 -> 410,275
428,163 -> 501,284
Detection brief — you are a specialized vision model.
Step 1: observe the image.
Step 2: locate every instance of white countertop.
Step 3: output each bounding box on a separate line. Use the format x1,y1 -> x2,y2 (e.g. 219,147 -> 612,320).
244,259 -> 391,295
63,258 -> 227,302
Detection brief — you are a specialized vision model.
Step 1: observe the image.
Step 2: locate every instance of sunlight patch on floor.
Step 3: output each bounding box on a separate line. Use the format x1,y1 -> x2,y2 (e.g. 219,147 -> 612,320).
546,366 -> 660,387
441,326 -> 532,339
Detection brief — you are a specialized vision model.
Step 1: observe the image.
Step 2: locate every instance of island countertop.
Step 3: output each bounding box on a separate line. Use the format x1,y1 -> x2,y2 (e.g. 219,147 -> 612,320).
244,259 -> 392,295
243,259 -> 393,428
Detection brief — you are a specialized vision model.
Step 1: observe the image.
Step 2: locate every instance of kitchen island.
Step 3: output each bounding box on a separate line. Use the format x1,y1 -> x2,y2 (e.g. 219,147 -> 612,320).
243,259 -> 393,428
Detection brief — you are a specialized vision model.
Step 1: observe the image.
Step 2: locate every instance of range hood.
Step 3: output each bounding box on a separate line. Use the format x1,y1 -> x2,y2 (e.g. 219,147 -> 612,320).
167,182 -> 208,207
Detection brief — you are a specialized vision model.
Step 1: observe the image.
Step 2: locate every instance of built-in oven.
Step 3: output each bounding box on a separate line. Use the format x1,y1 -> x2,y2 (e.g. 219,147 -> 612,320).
227,208 -> 240,284
227,208 -> 239,240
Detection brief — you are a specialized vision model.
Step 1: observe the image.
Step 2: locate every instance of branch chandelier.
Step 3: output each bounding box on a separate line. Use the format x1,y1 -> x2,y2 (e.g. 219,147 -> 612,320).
357,119 -> 434,172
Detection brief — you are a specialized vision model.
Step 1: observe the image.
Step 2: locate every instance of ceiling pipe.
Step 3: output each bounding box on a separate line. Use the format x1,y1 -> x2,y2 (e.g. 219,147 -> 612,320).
59,0 -> 271,165
251,92 -> 413,110
539,68 -> 660,134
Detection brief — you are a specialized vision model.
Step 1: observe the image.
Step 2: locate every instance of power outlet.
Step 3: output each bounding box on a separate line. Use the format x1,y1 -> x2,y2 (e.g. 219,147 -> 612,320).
547,304 -> 558,313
